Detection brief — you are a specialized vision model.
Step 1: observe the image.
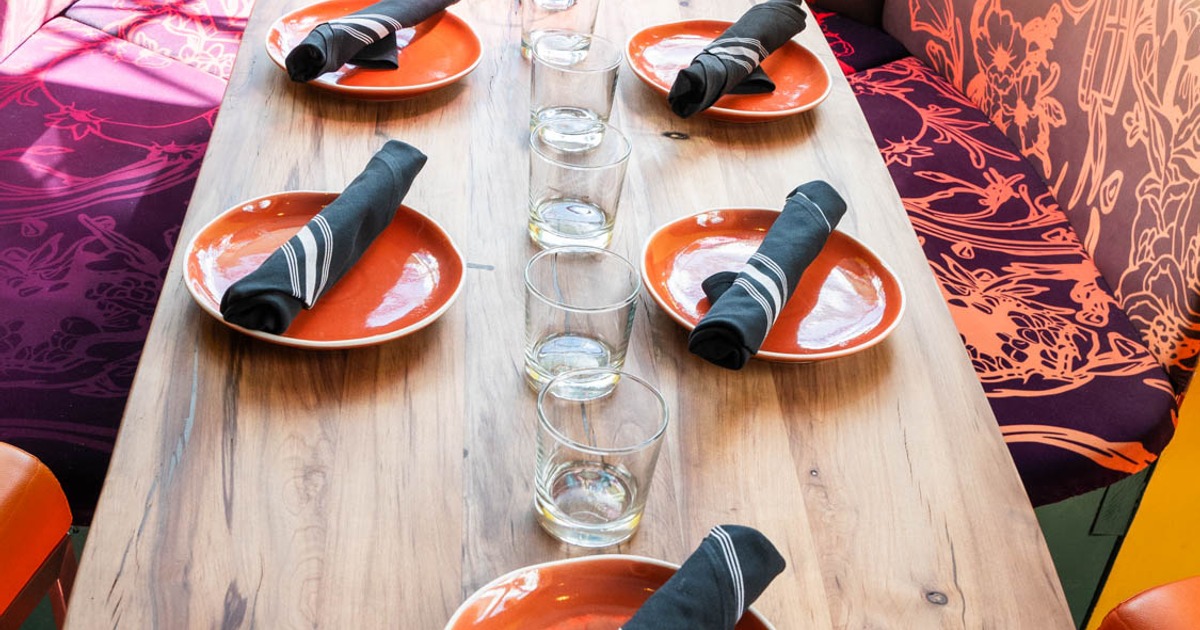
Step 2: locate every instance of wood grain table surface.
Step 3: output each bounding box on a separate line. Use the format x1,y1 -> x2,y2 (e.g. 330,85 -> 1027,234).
65,0 -> 1073,627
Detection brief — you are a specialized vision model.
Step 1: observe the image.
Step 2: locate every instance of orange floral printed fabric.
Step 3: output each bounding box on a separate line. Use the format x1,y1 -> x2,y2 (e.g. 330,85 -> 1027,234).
847,57 -> 1176,504
881,0 -> 1200,395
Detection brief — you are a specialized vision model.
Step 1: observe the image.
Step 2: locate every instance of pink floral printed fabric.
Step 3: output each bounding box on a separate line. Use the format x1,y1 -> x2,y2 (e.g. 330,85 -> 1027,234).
66,0 -> 253,79
0,17 -> 227,522
0,0 -> 76,61
847,57 -> 1176,504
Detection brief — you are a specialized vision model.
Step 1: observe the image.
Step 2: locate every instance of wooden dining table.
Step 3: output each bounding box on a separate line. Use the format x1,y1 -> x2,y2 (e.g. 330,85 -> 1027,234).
64,0 -> 1073,627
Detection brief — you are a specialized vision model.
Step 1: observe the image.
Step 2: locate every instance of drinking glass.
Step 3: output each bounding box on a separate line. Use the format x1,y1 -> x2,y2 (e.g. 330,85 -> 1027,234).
528,120 -> 631,249
520,0 -> 602,59
523,246 -> 639,395
530,32 -> 622,129
534,368 -> 669,547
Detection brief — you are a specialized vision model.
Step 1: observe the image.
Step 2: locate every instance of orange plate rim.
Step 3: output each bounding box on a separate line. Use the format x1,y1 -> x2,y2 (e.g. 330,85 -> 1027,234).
443,554 -> 775,629
264,3 -> 483,96
639,207 -> 907,362
625,19 -> 833,121
183,190 -> 466,350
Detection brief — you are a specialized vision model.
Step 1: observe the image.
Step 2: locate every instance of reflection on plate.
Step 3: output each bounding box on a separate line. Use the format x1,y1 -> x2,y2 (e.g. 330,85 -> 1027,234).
641,208 -> 905,362
626,20 -> 832,122
445,555 -> 774,629
265,0 -> 482,100
184,191 -> 464,349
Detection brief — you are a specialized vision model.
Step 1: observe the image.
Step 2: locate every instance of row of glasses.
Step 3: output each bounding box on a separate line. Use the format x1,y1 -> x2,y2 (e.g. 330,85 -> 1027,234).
523,247 -> 666,548
521,12 -> 665,549
528,31 -> 628,249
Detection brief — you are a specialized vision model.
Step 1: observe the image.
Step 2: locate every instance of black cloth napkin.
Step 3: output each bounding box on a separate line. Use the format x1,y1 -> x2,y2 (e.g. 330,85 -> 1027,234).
667,0 -> 808,118
219,141 -> 428,334
623,525 -> 786,629
688,181 -> 847,369
284,0 -> 458,82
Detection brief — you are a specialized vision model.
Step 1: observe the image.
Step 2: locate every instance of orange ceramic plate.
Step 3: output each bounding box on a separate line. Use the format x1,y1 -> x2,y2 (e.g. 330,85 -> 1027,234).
641,209 -> 905,362
445,555 -> 775,629
184,191 -> 465,349
626,20 -> 832,122
265,0 -> 482,100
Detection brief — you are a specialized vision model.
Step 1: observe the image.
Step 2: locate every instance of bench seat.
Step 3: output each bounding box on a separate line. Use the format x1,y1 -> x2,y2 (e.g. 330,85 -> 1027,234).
0,16 -> 232,521
814,12 -> 1179,505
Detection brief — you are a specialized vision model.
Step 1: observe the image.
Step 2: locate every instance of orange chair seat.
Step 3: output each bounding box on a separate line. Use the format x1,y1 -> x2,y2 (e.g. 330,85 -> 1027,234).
1098,576 -> 1200,630
0,443 -> 72,612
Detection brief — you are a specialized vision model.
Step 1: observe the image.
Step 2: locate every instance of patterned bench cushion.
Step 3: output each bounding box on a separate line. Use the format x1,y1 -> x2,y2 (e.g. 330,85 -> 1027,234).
847,57 -> 1176,505
811,5 -> 909,75
881,0 -> 1200,397
66,0 -> 254,79
0,17 -> 226,522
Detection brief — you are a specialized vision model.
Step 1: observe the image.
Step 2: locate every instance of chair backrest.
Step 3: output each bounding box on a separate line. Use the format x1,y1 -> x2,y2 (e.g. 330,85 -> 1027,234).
0,442 -> 72,614
880,0 -> 1200,396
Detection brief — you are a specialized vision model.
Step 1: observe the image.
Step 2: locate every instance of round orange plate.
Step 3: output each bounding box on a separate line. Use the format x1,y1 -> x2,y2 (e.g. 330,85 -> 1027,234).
184,191 -> 465,349
265,0 -> 482,100
641,209 -> 905,362
445,555 -> 775,629
626,20 -> 832,122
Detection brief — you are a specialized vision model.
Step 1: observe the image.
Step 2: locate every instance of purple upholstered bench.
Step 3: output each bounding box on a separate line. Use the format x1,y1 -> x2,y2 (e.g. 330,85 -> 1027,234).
0,0 -> 253,523
813,1 -> 1198,505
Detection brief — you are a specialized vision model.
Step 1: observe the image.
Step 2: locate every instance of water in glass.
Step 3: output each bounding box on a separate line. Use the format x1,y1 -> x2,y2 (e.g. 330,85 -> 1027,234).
535,458 -> 642,547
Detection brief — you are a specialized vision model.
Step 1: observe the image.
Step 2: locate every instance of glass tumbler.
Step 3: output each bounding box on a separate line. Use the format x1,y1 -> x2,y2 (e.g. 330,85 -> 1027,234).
530,31 -> 622,129
520,0 -> 602,59
523,246 -> 639,395
534,368 -> 669,547
528,120 -> 631,249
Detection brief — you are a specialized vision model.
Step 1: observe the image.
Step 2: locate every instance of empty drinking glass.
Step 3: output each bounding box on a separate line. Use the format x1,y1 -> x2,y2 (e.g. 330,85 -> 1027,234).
524,246 -> 639,395
530,31 -> 622,129
528,120 -> 631,249
520,0 -> 602,59
534,368 -> 669,547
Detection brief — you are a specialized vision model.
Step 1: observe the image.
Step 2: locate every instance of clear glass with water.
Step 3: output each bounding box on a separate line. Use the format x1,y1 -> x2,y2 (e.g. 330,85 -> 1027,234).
535,368 -> 668,547
530,32 -> 622,129
520,0 -> 602,59
528,120 -> 631,249
523,246 -> 638,395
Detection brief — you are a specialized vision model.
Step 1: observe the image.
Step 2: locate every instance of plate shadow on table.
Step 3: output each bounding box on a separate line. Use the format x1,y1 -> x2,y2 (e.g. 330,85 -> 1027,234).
640,299 -> 898,425
192,300 -> 455,403
619,73 -> 821,147
277,75 -> 471,123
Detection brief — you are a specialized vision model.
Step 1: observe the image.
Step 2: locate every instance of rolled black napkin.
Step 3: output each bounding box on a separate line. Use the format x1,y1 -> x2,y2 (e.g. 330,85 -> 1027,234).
688,181 -> 847,369
623,525 -> 786,629
667,0 -> 808,118
219,140 -> 428,334
284,0 -> 458,82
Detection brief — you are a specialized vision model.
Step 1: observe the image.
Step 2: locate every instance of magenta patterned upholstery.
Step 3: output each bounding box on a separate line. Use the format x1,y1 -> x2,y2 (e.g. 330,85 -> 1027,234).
811,8 -> 1180,504
0,16 -> 229,522
66,0 -> 252,79
880,0 -> 1200,398
841,56 -> 1177,505
0,0 -> 75,60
